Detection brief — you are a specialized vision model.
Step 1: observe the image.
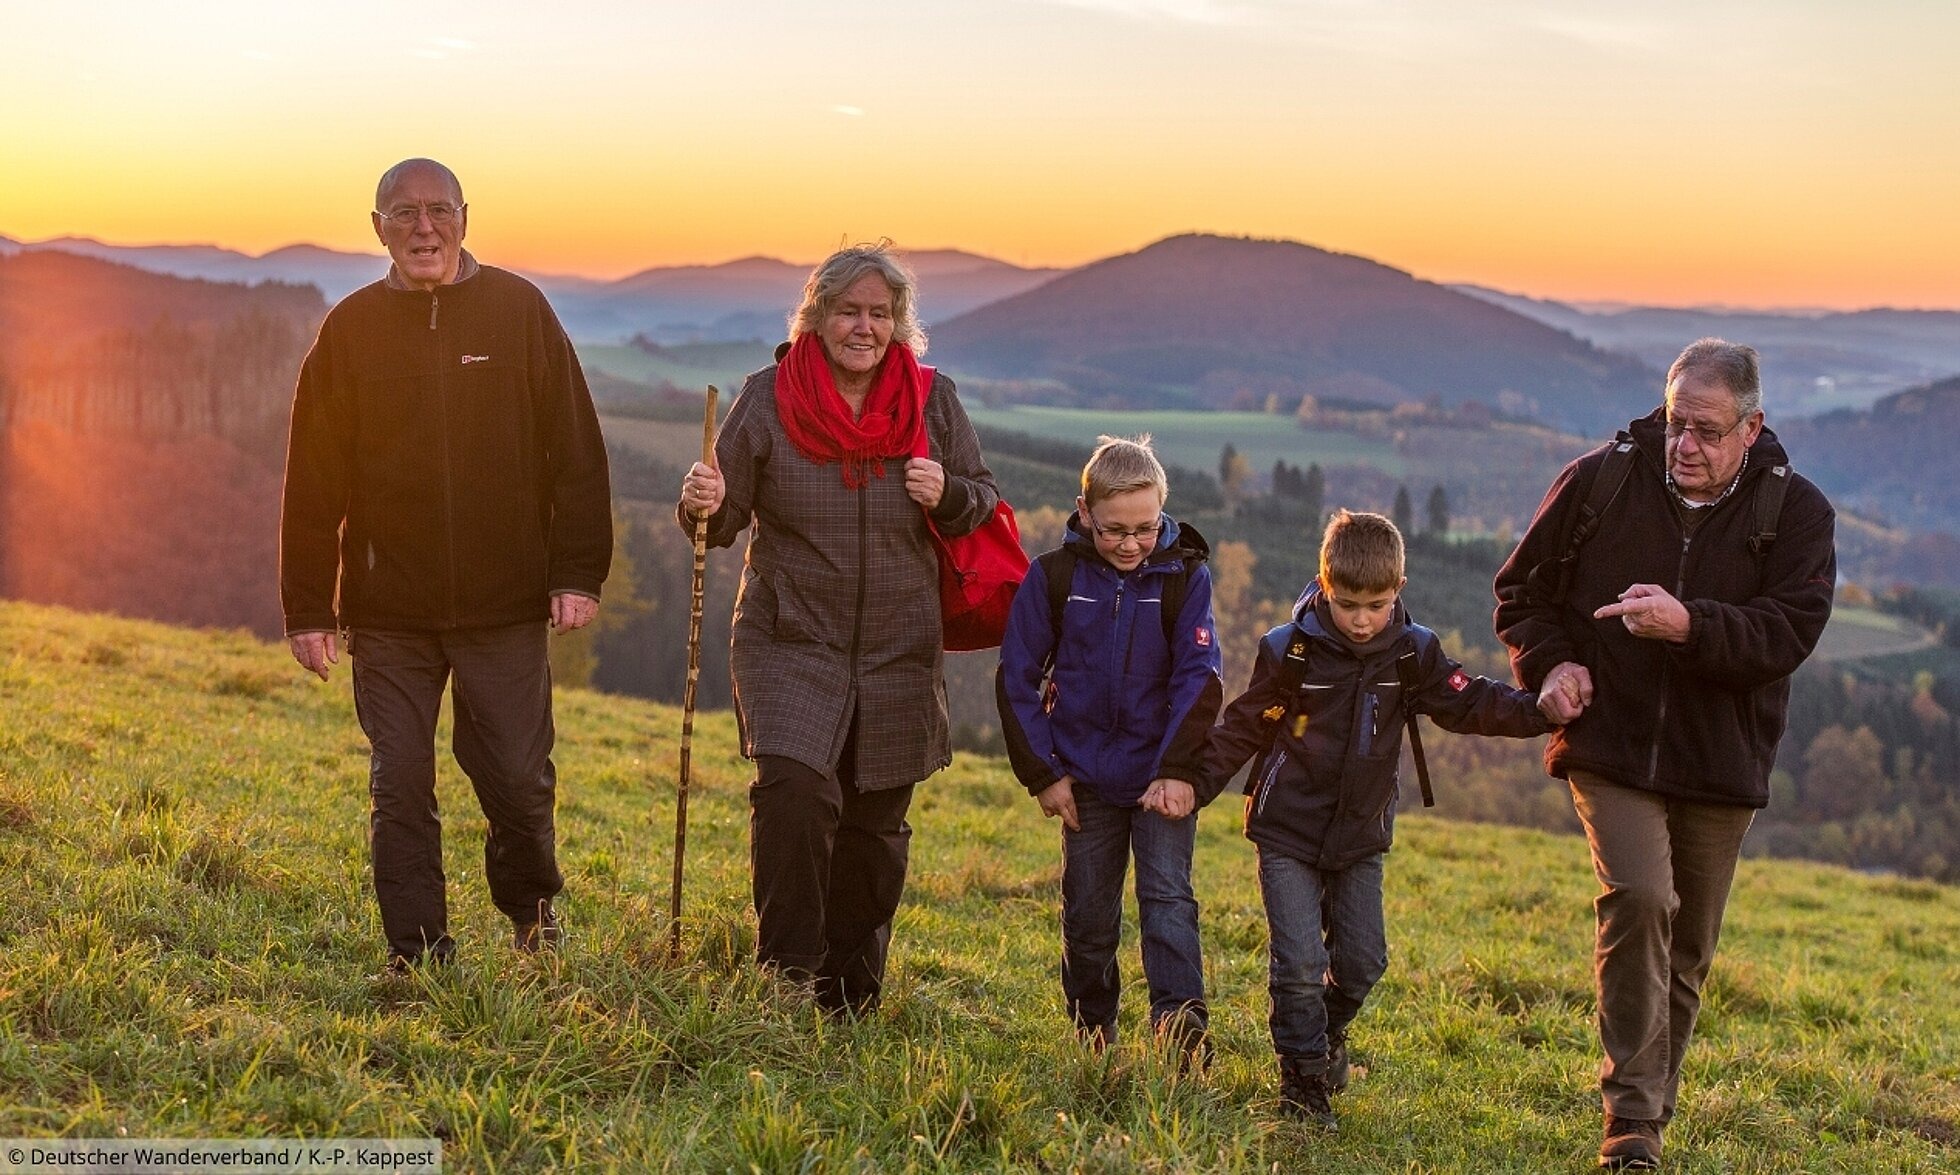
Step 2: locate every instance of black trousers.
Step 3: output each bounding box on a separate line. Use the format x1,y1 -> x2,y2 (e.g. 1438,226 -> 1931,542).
751,724 -> 914,1013
350,623 -> 563,961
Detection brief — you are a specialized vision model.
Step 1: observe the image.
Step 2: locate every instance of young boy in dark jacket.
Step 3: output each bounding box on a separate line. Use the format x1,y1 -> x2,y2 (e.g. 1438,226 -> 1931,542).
1201,510 -> 1558,1127
997,436 -> 1225,1064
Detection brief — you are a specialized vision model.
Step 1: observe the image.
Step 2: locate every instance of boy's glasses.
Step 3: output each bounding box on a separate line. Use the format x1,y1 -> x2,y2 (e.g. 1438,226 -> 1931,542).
1086,511 -> 1162,546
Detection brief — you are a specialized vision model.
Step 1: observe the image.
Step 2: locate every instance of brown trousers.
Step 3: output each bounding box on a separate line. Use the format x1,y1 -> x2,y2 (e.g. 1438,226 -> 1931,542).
1569,771 -> 1756,1121
350,623 -> 563,962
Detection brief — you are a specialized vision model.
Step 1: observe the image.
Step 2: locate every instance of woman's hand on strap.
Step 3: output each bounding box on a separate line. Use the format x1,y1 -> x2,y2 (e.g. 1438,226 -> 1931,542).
904,458 -> 945,509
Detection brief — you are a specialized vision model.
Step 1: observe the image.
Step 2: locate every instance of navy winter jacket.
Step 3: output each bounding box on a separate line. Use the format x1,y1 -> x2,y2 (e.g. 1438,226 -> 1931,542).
1201,584 -> 1549,869
996,512 -> 1224,806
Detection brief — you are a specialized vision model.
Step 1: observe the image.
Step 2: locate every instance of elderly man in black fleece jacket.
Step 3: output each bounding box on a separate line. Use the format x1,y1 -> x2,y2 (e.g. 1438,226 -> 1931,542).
280,158 -> 612,973
1495,338 -> 1834,1171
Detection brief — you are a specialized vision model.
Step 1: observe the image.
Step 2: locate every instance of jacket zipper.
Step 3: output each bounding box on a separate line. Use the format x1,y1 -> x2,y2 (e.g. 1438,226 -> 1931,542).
850,488 -> 867,681
1646,527 -> 1694,783
433,300 -> 457,622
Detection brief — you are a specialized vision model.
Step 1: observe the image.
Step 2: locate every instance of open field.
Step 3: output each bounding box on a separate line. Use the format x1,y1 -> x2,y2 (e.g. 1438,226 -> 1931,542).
1812,604 -> 1940,663
2,599 -> 1956,1171
581,341 -> 773,394
964,405 -> 1405,484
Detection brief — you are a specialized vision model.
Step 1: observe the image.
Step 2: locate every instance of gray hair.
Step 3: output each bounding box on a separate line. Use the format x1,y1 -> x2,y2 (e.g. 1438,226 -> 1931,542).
1667,337 -> 1762,420
787,242 -> 927,355
375,158 -> 465,210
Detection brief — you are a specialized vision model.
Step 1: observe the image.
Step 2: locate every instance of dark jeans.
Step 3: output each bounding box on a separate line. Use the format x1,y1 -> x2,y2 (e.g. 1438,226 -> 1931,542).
1258,846 -> 1388,1058
750,725 -> 914,1014
1569,771 -> 1756,1121
350,623 -> 563,962
1060,787 -> 1207,1039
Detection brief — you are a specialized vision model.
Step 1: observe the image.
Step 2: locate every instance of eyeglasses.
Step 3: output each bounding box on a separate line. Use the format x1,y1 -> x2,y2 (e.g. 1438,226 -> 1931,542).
1664,416 -> 1746,447
375,203 -> 464,227
1086,512 -> 1162,545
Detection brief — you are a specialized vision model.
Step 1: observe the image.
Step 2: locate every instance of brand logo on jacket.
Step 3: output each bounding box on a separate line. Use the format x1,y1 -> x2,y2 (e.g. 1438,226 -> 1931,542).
1448,670 -> 1469,692
1194,626 -> 1211,648
461,354 -> 490,364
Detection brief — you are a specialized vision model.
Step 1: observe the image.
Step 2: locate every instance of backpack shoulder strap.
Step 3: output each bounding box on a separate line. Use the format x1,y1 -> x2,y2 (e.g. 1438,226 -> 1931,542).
1157,554 -> 1201,644
1393,632 -> 1435,808
1572,432 -> 1638,559
1525,432 -> 1637,606
1747,461 -> 1793,557
1036,546 -> 1077,671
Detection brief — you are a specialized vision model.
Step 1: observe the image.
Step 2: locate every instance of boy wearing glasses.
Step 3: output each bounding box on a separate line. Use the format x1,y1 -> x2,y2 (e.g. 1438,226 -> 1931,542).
1201,510 -> 1555,1128
996,435 -> 1224,1066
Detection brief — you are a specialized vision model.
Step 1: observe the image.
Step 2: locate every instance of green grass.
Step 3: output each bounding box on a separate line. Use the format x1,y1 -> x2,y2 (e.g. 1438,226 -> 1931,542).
581,342 -> 773,393
1812,605 -> 1937,663
3,599 -> 1957,1171
964,406 -> 1404,482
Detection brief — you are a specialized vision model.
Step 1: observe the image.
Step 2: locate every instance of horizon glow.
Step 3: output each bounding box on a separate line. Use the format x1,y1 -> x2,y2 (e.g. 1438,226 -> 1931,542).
4,1 -> 1958,310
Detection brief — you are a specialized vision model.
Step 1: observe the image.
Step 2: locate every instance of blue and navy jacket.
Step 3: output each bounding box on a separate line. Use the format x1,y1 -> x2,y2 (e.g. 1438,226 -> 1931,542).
995,511 -> 1224,806
1200,582 -> 1549,869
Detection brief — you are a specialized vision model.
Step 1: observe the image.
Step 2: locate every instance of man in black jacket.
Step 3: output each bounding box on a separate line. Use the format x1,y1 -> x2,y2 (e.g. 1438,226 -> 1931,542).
1495,338 -> 1835,1170
280,158 -> 612,972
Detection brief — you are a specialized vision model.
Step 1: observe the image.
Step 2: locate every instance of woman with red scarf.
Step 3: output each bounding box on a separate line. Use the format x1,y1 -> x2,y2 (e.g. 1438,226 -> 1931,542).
678,243 -> 1002,1016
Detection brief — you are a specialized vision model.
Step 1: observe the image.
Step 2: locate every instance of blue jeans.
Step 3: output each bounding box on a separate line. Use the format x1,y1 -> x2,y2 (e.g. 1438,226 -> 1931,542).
1258,846 -> 1388,1058
1060,787 -> 1206,1038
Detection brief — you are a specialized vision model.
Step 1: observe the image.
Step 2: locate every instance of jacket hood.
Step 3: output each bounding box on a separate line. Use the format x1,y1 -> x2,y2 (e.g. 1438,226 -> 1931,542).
1062,510 -> 1210,570
1292,578 -> 1410,656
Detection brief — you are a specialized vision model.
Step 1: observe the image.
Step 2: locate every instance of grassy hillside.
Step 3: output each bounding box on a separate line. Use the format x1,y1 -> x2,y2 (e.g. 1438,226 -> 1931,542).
2,600 -> 1955,1172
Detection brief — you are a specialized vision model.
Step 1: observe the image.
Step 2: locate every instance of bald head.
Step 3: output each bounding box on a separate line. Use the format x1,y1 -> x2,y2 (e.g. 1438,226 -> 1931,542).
376,158 -> 464,210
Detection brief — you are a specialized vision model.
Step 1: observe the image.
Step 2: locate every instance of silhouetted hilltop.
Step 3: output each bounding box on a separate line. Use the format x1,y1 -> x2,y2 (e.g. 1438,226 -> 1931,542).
930,233 -> 1658,432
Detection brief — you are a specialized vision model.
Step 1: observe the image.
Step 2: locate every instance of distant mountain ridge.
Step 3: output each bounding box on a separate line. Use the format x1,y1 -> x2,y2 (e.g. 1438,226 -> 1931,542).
1455,284 -> 1960,417
930,233 -> 1658,434
0,233 -> 1061,346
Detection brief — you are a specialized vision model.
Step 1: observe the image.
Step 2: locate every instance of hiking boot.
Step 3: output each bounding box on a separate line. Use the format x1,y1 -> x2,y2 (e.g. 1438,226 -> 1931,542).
1277,1055 -> 1337,1130
382,937 -> 455,978
513,902 -> 561,953
1599,1113 -> 1664,1169
1327,1031 -> 1350,1093
1155,1009 -> 1214,1075
1075,1023 -> 1113,1056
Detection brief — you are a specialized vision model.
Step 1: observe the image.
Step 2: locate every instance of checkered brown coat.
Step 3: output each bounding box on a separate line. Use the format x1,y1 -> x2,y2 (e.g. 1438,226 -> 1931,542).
688,363 -> 1000,790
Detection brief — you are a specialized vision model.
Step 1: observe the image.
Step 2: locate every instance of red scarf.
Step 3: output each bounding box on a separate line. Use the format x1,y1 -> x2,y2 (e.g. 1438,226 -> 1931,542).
775,332 -> 930,489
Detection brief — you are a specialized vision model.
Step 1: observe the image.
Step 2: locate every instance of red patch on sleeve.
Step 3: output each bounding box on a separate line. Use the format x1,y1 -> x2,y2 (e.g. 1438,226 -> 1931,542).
1448,670 -> 1469,692
1194,626 -> 1212,648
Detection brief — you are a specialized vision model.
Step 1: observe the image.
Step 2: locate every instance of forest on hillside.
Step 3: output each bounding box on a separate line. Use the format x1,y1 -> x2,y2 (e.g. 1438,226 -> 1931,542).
583,422 -> 1960,884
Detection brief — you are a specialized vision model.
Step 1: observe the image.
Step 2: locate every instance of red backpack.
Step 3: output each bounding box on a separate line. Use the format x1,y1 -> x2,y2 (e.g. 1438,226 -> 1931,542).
913,373 -> 1030,651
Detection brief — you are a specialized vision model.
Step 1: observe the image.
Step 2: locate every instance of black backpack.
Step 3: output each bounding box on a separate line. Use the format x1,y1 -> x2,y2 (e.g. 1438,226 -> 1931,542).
1035,543 -> 1201,667
1523,430 -> 1793,607
1259,626 -> 1436,807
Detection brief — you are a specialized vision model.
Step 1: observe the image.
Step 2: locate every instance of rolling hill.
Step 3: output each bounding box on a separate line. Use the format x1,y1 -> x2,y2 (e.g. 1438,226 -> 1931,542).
0,234 -> 1061,346
1,599 -> 1956,1171
929,234 -> 1659,433
1457,284 -> 1960,416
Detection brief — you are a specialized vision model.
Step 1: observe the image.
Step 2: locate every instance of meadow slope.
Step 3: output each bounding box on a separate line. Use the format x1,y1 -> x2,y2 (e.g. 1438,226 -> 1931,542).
1,601 -> 1956,1173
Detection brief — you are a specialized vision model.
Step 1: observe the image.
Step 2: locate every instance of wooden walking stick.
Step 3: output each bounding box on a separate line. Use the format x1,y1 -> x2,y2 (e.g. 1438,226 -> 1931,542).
672,383 -> 719,959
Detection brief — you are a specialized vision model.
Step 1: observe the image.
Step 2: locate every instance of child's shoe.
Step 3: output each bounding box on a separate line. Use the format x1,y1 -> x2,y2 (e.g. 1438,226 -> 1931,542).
1277,1054 -> 1337,1130
1155,1008 -> 1213,1075
1327,1031 -> 1350,1092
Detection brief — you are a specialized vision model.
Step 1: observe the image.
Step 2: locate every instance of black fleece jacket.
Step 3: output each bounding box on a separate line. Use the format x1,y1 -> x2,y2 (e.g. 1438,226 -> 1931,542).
280,260 -> 612,633
1494,410 -> 1836,807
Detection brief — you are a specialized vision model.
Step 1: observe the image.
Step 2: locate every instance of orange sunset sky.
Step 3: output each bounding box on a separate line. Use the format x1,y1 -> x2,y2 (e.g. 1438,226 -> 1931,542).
6,0 -> 1958,310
